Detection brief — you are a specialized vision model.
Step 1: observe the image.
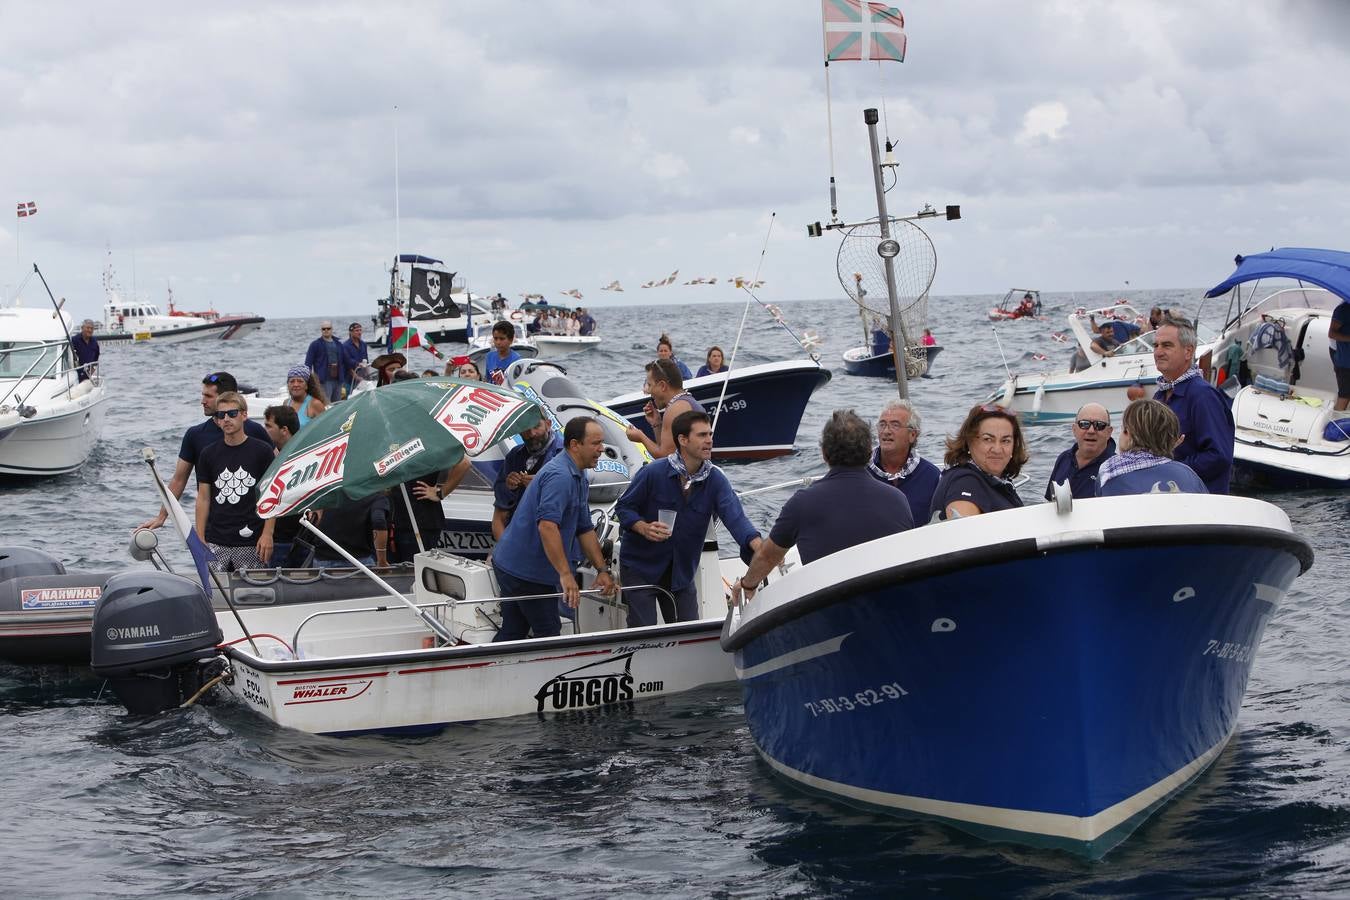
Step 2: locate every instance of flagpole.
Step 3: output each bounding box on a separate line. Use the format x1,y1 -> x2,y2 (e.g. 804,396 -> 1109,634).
821,18 -> 839,221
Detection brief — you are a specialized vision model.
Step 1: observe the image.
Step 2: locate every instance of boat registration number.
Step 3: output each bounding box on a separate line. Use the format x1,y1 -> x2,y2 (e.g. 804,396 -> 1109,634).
803,681 -> 908,717
713,398 -> 747,414
1202,640 -> 1254,663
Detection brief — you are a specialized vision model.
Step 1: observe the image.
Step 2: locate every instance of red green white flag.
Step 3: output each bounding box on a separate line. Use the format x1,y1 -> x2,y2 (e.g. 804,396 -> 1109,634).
389,305 -> 444,359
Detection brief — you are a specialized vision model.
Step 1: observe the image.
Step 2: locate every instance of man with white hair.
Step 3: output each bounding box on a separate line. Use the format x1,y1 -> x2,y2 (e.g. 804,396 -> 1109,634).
1044,402 -> 1116,500
867,400 -> 939,522
1152,314 -> 1234,494
70,318 -> 100,382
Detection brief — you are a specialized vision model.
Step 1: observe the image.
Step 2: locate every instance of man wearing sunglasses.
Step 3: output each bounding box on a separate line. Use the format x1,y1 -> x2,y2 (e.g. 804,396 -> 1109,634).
194,392 -> 278,571
304,321 -> 343,403
136,371 -> 273,531
1044,403 -> 1116,501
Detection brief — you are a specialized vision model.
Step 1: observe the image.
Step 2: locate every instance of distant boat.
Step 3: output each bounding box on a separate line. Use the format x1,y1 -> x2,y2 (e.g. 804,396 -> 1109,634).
95,265 -> 264,344
369,253 -> 492,347
988,288 -> 1043,321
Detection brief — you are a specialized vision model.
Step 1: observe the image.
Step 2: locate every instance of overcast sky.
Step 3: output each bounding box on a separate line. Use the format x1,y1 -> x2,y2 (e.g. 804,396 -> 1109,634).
2,1 -> 1348,320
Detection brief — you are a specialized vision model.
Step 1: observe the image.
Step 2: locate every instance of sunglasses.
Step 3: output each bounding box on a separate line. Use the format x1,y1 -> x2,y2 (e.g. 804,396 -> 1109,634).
214,409 -> 242,420
321,327 -> 333,331
204,373 -> 222,384
1076,419 -> 1110,431
979,403 -> 1013,415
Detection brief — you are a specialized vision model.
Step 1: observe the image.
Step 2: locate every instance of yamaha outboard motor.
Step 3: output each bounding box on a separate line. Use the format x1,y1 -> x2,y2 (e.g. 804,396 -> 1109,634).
90,572 -> 225,715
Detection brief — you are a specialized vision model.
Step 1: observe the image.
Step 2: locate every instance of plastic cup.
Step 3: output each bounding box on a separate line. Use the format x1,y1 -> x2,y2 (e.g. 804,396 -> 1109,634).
657,509 -> 677,531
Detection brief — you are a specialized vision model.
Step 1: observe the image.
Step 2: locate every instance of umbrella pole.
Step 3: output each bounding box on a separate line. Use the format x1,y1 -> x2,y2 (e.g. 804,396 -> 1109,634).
399,483 -> 426,554
299,518 -> 453,644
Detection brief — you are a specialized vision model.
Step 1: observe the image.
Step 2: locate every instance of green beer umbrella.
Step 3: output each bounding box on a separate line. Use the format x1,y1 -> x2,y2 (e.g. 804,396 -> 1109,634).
256,377 -> 542,520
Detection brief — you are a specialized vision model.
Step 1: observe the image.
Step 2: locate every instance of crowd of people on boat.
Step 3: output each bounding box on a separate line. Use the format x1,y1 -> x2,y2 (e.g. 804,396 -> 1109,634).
133,308 -> 1241,645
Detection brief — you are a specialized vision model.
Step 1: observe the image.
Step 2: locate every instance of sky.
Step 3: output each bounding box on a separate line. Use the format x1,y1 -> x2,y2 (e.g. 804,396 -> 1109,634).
2,1 -> 1349,320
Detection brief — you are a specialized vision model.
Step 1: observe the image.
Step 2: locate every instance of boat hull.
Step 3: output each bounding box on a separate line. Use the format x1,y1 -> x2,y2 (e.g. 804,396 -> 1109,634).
95,317 -> 265,344
988,370 -> 1154,426
842,345 -> 942,378
0,391 -> 107,476
723,498 -> 1311,857
606,360 -> 831,460
532,334 -> 601,357
226,619 -> 731,736
1232,437 -> 1350,490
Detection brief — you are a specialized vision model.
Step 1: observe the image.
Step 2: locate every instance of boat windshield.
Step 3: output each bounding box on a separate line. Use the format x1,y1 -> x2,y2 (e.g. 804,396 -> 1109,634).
0,341 -> 63,379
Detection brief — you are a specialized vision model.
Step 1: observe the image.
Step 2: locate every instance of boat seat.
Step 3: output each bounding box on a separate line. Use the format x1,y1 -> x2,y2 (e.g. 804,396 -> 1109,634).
1245,320 -> 1294,385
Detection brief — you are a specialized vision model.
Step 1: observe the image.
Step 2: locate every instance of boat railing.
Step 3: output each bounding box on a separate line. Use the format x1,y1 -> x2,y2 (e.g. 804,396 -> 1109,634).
286,584 -> 670,653
1224,287 -> 1341,333
0,338 -> 94,409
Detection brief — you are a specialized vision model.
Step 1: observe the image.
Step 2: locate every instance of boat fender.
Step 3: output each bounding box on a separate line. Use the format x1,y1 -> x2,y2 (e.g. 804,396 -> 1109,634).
1032,383 -> 1046,415
1323,419 -> 1350,443
1051,480 -> 1073,514
1000,379 -> 1015,408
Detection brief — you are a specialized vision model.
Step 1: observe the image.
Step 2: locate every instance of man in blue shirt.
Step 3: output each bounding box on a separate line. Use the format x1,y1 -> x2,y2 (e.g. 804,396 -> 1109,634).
1329,298 -> 1350,412
340,322 -> 369,399
731,410 -> 913,605
484,321 -> 522,385
576,307 -> 596,336
492,417 -> 563,539
617,410 -> 761,627
491,417 -> 618,641
70,319 -> 100,382
137,372 -> 274,531
1153,315 -> 1234,494
867,399 -> 940,522
1043,402 -> 1117,500
304,321 -> 343,402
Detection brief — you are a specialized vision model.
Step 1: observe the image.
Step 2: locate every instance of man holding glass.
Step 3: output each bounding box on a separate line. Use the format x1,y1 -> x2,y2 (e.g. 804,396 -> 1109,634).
616,410 -> 761,627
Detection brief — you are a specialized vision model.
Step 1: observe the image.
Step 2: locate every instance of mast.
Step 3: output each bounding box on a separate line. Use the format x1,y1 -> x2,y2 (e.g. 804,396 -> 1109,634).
864,108 -> 911,400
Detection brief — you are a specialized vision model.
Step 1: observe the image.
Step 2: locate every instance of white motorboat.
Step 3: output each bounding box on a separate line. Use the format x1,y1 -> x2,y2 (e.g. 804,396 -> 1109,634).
1201,248 -> 1350,489
95,263 -> 264,344
531,332 -> 602,357
369,253 -> 494,347
0,307 -> 108,476
986,303 -> 1216,425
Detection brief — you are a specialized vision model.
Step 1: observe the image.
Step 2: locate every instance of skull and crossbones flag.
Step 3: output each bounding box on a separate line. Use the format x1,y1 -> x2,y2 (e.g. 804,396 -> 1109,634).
408,265 -> 460,320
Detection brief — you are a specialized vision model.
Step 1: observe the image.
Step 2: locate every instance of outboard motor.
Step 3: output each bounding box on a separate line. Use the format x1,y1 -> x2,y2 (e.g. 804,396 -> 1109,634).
0,546 -> 66,581
91,572 -> 225,715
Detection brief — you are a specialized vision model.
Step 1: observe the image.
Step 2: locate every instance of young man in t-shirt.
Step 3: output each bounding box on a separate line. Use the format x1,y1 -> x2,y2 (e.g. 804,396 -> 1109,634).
195,391 -> 277,571
137,371 -> 272,530
484,321 -> 522,385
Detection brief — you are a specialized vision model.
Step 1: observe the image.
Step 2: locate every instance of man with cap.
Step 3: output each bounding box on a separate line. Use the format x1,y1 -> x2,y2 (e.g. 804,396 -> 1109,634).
304,321 -> 343,403
70,318 -> 100,382
340,322 -> 369,399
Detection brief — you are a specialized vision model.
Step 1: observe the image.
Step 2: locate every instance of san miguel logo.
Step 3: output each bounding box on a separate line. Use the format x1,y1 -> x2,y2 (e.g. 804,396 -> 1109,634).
534,652 -> 636,713
257,433 -> 349,518
374,437 -> 425,477
433,385 -> 531,454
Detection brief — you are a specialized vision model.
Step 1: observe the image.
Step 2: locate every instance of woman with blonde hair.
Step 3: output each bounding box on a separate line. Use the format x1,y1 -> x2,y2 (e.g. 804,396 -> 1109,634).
929,404 -> 1028,520
1097,400 -> 1207,496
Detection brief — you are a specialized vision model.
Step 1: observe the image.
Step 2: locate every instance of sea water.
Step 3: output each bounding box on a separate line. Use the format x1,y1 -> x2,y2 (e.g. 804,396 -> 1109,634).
1,293 -> 1347,897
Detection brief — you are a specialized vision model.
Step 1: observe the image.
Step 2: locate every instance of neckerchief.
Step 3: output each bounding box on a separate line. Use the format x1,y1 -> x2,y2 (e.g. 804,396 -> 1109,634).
668,452 -> 711,497
1097,449 -> 1168,488
1157,364 -> 1202,393
868,448 -> 922,483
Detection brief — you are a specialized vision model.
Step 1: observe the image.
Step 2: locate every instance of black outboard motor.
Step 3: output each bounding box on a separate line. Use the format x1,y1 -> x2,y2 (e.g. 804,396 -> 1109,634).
91,572 -> 225,715
0,546 -> 66,581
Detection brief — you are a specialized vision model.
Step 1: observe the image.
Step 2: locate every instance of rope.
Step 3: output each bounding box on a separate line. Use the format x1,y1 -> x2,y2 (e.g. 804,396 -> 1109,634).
179,673 -> 227,708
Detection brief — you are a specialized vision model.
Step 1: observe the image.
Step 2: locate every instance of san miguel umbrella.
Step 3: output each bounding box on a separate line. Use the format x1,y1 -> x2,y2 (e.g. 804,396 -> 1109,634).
254,377 -> 543,640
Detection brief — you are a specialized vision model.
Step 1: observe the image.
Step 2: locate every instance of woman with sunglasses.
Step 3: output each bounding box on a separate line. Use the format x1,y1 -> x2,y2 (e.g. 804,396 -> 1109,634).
1096,399 -> 1207,496
930,404 -> 1029,521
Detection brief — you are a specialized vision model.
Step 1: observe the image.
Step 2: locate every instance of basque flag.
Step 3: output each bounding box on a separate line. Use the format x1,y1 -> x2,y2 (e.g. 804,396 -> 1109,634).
388,305 -> 444,360
16,201 -> 36,218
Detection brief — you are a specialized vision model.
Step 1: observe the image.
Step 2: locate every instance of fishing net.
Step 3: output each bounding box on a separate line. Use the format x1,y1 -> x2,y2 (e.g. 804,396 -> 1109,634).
836,220 -> 936,375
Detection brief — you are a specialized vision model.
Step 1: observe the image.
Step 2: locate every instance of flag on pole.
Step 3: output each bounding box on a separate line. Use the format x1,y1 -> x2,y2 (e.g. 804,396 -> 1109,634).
16,201 -> 36,218
389,305 -> 444,359
148,466 -> 216,594
823,0 -> 906,62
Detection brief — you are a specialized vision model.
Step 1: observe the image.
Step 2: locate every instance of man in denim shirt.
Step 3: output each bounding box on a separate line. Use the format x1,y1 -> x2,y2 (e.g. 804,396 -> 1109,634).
491,417 -> 618,641
617,410 -> 761,627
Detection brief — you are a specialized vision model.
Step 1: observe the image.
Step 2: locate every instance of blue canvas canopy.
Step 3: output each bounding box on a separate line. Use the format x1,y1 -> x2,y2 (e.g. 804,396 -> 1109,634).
1204,247 -> 1350,303
397,253 -> 444,265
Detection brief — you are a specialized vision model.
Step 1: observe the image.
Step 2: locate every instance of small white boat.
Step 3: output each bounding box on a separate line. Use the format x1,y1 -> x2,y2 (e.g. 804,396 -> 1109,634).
1201,248 -> 1350,489
988,288 -> 1044,321
0,307 -> 108,476
531,332 -> 602,357
987,303 -> 1216,425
